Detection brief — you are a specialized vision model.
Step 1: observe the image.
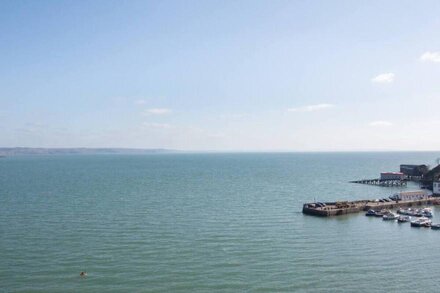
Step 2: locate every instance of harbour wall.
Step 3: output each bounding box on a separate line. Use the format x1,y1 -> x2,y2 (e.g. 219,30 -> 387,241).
303,198 -> 440,217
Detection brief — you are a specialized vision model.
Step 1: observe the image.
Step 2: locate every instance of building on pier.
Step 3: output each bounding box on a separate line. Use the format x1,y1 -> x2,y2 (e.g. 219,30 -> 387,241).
420,164 -> 440,190
380,172 -> 404,180
390,190 -> 429,201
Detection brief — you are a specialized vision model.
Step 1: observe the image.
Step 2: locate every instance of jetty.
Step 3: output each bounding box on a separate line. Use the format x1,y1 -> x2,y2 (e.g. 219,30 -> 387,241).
303,197 -> 440,217
350,178 -> 407,186
350,171 -> 408,186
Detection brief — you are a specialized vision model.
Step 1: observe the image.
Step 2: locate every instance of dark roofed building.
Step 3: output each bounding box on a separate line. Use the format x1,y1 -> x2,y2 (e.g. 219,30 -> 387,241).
399,164 -> 429,177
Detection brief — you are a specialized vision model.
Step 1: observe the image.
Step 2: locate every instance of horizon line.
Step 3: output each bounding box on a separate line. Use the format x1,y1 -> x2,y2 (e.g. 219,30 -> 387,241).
1,147 -> 440,153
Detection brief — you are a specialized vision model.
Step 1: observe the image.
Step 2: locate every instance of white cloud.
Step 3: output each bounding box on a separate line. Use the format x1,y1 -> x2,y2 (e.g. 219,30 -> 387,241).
144,108 -> 172,115
420,51 -> 440,63
134,99 -> 147,105
369,120 -> 393,127
219,113 -> 248,119
207,133 -> 226,138
287,103 -> 335,112
371,73 -> 394,83
143,122 -> 172,129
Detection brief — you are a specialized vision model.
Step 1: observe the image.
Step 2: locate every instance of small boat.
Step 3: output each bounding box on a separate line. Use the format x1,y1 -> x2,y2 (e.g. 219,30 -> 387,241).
413,209 -> 424,217
411,217 -> 431,227
397,215 -> 411,223
405,208 -> 417,216
421,208 -> 433,218
411,218 -> 423,227
399,208 -> 418,216
374,209 -> 390,217
423,220 -> 432,228
431,223 -> 440,230
365,209 -> 377,216
423,211 -> 433,218
383,212 -> 398,221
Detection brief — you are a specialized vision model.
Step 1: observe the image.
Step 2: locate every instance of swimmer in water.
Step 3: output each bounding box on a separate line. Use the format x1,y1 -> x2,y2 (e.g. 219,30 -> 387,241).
80,271 -> 87,277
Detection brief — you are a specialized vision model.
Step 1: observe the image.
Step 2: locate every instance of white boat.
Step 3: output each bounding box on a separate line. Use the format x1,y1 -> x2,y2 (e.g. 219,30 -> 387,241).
383,212 -> 398,221
423,211 -> 433,218
397,208 -> 410,215
397,208 -> 417,216
374,209 -> 390,217
365,209 -> 377,216
411,217 -> 431,227
397,215 -> 411,223
431,223 -> 440,230
421,208 -> 433,218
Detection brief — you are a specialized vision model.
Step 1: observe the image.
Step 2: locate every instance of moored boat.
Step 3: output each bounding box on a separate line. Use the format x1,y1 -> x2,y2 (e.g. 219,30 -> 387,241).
374,209 -> 390,217
423,220 -> 432,227
421,208 -> 433,218
398,208 -> 417,216
411,217 -> 431,227
431,223 -> 440,230
365,209 -> 377,216
397,215 -> 410,223
411,219 -> 423,227
414,209 -> 424,217
397,208 -> 409,215
383,212 -> 398,221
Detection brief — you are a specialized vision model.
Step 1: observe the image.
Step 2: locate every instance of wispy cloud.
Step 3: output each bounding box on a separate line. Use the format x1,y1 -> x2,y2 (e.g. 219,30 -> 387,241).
420,51 -> 440,63
143,122 -> 172,129
134,99 -> 147,105
219,113 -> 249,120
144,108 -> 172,115
287,103 -> 335,112
371,73 -> 394,83
369,120 -> 393,127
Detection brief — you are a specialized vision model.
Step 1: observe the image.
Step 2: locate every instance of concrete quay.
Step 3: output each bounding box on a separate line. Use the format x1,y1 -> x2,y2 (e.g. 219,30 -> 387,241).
302,198 -> 440,217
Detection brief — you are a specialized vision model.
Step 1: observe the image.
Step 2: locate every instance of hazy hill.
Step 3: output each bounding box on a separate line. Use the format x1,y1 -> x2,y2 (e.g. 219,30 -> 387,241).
0,148 -> 176,156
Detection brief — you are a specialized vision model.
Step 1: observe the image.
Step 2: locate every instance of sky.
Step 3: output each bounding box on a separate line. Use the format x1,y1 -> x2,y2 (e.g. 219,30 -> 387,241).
1,0 -> 440,151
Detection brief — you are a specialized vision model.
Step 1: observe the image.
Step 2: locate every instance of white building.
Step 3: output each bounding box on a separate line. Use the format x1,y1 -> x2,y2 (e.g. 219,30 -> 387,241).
390,190 -> 429,201
434,181 -> 440,195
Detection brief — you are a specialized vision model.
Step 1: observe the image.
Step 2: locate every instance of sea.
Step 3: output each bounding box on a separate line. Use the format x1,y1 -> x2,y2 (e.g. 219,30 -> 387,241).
1,152 -> 440,292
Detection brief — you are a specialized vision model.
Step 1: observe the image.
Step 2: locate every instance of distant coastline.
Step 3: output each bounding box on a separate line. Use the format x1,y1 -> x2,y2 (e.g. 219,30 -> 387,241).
0,147 -> 176,156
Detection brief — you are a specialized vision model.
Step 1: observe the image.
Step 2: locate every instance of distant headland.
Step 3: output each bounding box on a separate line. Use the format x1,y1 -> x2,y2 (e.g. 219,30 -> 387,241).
0,148 -> 176,156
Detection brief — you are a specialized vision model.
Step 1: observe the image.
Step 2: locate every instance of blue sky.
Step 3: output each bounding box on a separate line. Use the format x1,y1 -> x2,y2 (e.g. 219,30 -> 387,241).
1,0 -> 440,151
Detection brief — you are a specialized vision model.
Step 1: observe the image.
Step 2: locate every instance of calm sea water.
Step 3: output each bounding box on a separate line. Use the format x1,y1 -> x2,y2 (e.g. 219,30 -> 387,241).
1,152 -> 440,292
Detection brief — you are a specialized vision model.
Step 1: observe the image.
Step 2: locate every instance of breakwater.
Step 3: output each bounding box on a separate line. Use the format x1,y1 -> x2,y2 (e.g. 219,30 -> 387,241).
303,197 -> 440,217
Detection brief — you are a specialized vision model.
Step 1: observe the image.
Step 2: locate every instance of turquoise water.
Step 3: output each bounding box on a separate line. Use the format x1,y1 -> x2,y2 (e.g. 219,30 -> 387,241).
1,152 -> 440,292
